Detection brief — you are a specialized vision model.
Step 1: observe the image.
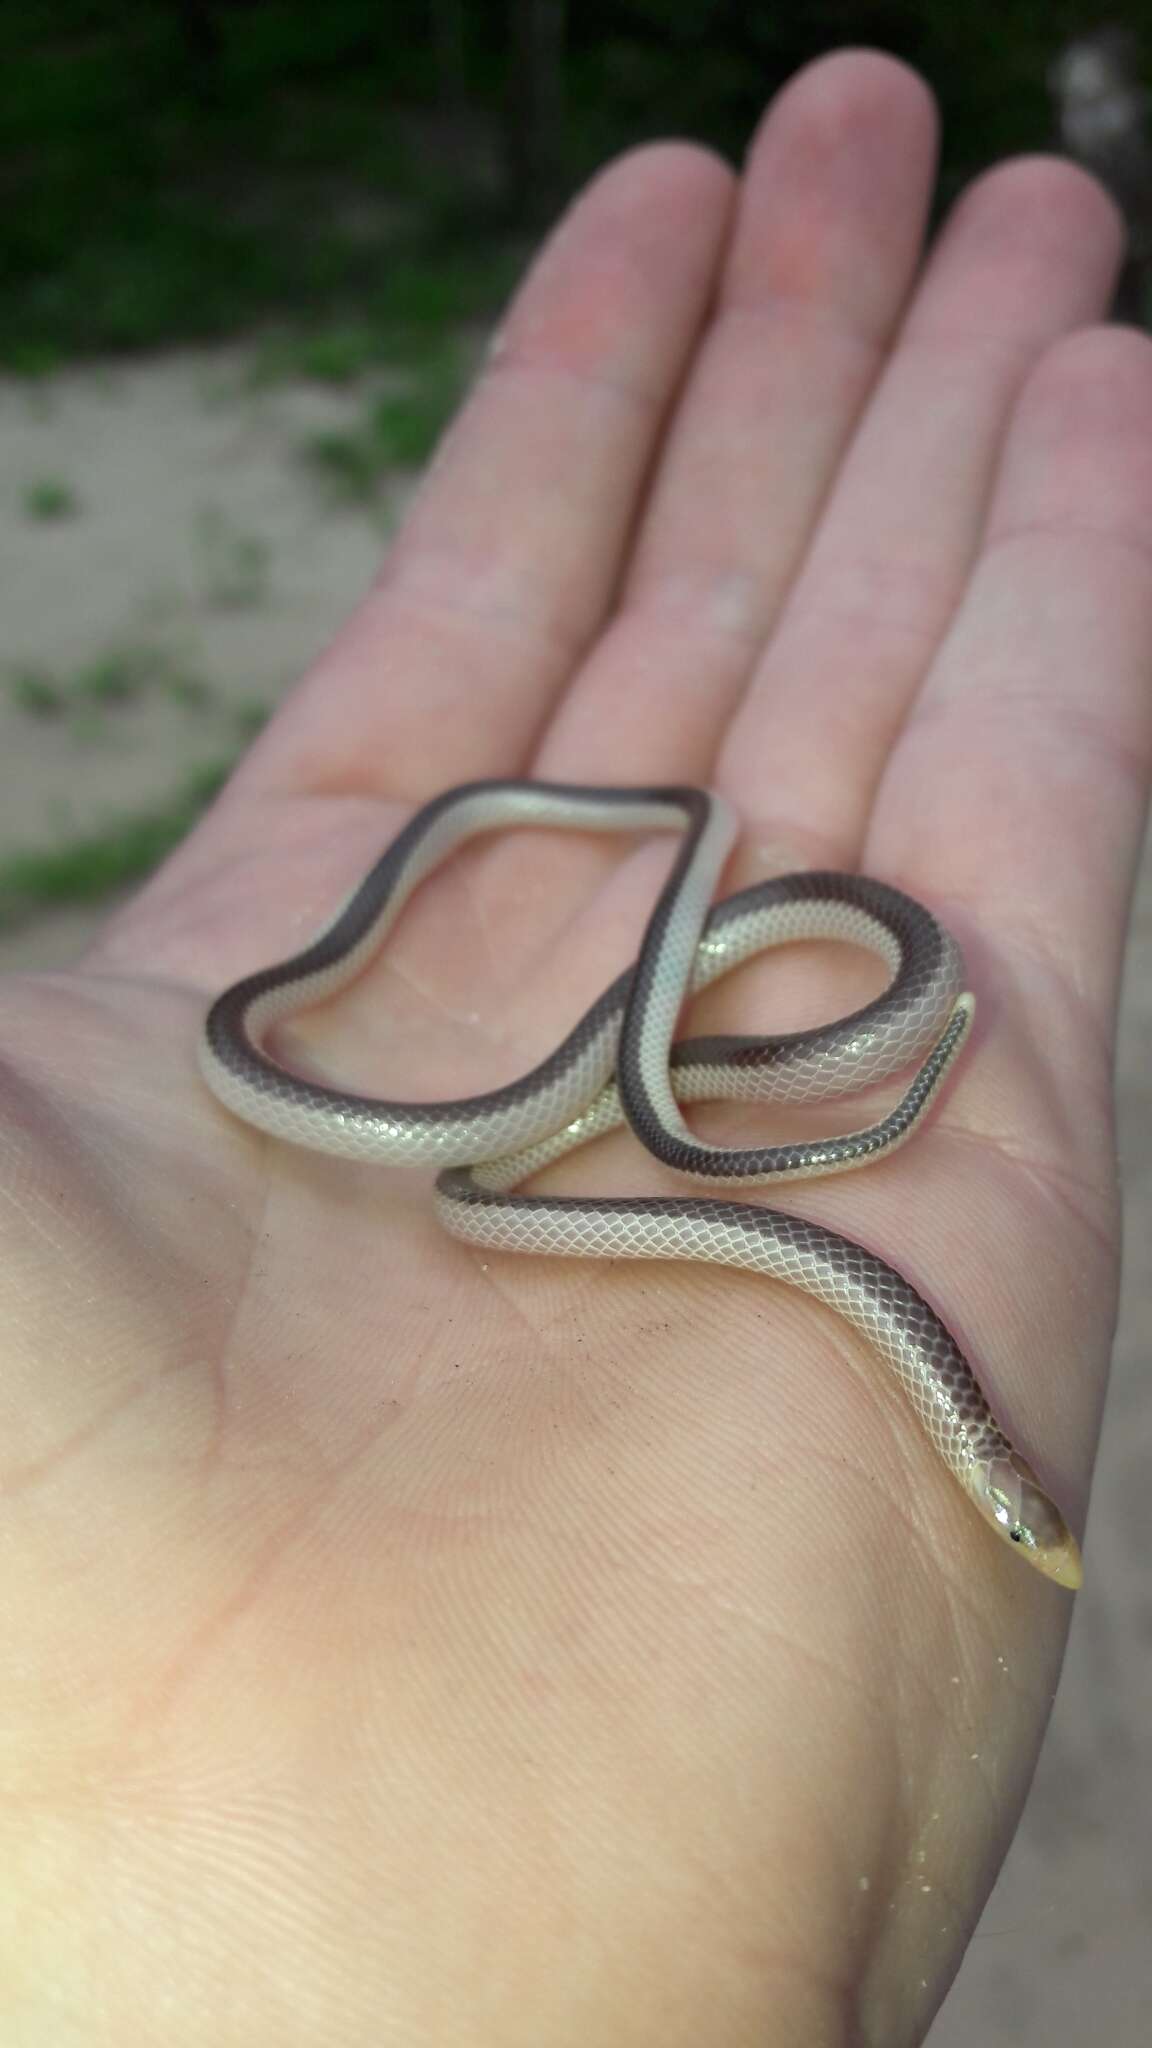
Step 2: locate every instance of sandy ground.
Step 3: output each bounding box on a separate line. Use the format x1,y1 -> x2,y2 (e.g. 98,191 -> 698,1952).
0,348 -> 392,865
0,352 -> 1148,2038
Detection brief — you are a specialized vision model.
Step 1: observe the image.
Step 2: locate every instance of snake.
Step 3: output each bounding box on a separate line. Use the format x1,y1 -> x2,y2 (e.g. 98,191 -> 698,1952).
199,779 -> 1081,1589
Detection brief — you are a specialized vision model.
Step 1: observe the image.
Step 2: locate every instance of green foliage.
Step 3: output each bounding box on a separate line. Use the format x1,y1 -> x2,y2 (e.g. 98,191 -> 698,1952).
4,0 -> 1103,367
370,358 -> 470,465
7,665 -> 65,718
0,762 -> 233,930
301,426 -> 384,503
302,346 -> 470,501
0,629 -> 272,923
230,699 -> 272,743
4,640 -> 224,734
0,1 -> 517,366
195,510 -> 271,610
255,324 -> 385,387
71,645 -> 161,708
21,477 -> 80,520
0,0 -> 1126,937
246,243 -> 524,390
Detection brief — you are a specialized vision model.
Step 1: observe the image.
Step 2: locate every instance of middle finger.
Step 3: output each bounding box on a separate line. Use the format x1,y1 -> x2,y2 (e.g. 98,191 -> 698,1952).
536,51 -> 940,785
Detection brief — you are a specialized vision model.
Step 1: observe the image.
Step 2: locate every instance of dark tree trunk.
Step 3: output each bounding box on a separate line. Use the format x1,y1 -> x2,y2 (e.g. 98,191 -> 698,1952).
431,0 -> 468,115
425,0 -> 473,183
504,0 -> 567,224
173,0 -> 225,108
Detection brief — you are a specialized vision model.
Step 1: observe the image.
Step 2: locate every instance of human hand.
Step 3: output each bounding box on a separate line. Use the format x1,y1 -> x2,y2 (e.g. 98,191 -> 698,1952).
3,50 -> 1148,2046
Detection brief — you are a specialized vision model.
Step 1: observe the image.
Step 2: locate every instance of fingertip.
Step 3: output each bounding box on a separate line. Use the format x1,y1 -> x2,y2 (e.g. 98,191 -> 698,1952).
732,47 -> 940,336
746,46 -> 939,176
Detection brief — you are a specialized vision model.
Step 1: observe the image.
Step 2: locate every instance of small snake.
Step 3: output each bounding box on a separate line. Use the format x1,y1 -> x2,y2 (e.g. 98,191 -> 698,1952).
200,780 -> 1081,1588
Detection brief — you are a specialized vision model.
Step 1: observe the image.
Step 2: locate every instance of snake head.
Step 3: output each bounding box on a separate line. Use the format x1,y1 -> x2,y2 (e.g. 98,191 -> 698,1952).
974,1451 -> 1082,1588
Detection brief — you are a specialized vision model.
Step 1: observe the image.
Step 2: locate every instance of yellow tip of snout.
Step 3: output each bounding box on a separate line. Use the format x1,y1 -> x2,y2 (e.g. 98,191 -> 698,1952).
1030,1530 -> 1083,1591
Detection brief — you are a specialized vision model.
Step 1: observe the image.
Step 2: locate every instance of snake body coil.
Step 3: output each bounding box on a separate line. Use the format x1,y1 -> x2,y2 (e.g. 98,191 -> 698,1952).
200,780 -> 1081,1588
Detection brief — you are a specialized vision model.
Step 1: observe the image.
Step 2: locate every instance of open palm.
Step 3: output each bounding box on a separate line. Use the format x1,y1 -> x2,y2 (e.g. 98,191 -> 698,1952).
4,52 -> 1150,2047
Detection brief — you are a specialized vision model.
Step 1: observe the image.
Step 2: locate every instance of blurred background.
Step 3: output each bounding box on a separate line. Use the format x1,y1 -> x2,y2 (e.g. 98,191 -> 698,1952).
2,3 -> 1151,2038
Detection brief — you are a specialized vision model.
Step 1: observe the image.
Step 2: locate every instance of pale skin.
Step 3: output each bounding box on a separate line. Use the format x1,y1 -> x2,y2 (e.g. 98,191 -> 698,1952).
3,46 -> 1151,2047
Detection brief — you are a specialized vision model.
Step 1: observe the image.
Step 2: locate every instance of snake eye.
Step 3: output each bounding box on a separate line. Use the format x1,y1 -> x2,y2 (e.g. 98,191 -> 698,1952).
978,1452 -> 1082,1587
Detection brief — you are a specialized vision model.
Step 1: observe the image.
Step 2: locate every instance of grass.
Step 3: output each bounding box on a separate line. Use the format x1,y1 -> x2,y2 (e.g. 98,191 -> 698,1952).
1,8 -> 1050,381
166,671 -> 216,712
195,509 -> 270,609
74,645 -> 164,708
301,344 -> 470,502
0,760 -> 234,931
0,0 -> 532,379
22,477 -> 80,520
0,27 -> 528,934
3,639 -> 267,742
3,169 -> 525,375
0,682 -> 270,928
1,42 -> 528,378
7,665 -> 65,718
244,240 -> 525,391
250,322 -> 384,388
7,642 -> 194,722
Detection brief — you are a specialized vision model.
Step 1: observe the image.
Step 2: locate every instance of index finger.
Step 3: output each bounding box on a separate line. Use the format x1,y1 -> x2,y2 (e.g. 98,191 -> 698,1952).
234,144 -> 733,806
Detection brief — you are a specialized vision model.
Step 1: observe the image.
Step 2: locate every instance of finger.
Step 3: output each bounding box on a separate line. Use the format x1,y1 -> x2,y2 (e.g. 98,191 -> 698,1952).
537,49 -> 939,784
717,157 -> 1125,865
235,142 -> 733,803
868,323 -> 1152,1051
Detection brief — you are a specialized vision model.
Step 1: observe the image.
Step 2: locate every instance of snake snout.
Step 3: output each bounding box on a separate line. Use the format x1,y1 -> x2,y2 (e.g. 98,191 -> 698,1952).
978,1451 -> 1083,1589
